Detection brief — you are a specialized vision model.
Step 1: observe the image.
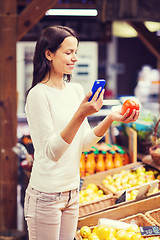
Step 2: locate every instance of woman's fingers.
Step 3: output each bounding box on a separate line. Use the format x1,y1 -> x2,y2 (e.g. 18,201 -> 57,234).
91,87 -> 102,102
82,91 -> 92,103
99,89 -> 105,101
124,109 -> 139,122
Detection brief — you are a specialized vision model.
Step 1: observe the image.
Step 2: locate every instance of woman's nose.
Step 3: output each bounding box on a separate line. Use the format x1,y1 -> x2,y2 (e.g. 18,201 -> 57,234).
72,53 -> 78,62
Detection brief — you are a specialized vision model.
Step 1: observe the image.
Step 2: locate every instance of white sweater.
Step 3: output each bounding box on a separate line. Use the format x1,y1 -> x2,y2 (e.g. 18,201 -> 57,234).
25,82 -> 102,193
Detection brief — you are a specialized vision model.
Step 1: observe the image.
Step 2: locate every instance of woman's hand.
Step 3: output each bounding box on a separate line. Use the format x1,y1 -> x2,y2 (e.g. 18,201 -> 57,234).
60,88 -> 104,144
93,107 -> 139,138
77,88 -> 105,118
110,108 -> 139,123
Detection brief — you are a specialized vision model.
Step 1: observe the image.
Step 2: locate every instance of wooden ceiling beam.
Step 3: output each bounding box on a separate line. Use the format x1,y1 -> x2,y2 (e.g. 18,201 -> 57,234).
128,21 -> 160,60
17,0 -> 58,41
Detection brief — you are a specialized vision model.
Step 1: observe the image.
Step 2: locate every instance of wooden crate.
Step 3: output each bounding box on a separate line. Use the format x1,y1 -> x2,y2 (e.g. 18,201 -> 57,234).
120,213 -> 154,227
77,193 -> 160,228
75,214 -> 154,240
85,163 -> 160,199
145,208 -> 160,227
79,183 -> 117,217
79,195 -> 117,218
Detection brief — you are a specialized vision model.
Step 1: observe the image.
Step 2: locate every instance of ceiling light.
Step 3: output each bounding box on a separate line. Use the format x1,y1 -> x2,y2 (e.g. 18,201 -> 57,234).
112,21 -> 137,38
46,9 -> 98,17
112,21 -> 160,38
145,21 -> 160,32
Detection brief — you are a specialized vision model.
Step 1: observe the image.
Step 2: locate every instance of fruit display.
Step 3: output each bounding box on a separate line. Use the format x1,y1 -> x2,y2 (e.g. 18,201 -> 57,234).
101,166 -> 160,194
78,224 -> 160,240
127,186 -> 160,201
76,192 -> 160,239
79,183 -> 106,204
79,183 -> 119,218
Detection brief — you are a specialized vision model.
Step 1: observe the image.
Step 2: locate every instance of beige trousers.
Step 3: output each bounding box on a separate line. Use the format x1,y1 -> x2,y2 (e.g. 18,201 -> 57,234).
24,185 -> 79,240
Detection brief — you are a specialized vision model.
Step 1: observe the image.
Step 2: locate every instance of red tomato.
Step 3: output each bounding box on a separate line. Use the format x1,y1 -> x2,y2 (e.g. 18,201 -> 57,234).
121,99 -> 139,117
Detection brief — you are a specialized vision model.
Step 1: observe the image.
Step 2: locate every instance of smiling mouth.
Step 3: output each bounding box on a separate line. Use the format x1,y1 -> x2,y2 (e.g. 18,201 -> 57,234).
67,64 -> 75,69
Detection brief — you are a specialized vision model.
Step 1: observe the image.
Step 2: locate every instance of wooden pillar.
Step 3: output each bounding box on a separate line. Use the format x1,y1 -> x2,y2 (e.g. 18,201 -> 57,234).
0,0 -> 17,230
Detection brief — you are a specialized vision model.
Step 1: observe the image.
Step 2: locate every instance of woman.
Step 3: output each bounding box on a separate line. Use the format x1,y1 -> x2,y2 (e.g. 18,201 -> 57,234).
24,25 -> 139,240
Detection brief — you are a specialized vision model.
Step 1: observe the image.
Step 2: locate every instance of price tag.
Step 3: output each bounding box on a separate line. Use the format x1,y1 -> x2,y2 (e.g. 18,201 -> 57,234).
115,191 -> 127,204
79,178 -> 84,191
140,226 -> 160,236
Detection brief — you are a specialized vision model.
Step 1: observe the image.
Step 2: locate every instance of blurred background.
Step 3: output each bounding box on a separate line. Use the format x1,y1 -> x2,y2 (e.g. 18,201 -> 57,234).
0,0 -> 160,239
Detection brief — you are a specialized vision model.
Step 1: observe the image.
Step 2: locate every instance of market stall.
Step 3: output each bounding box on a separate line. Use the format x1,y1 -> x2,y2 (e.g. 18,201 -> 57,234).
1,1 -> 160,239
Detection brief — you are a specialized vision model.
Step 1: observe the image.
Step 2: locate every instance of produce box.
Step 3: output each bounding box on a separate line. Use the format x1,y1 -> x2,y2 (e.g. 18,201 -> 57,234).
75,215 -> 155,240
77,192 -> 160,228
99,166 -> 159,196
116,179 -> 160,202
79,183 -> 118,218
82,162 -> 160,200
79,194 -> 117,218
145,208 -> 160,227
82,162 -> 144,188
120,213 -> 154,227
79,162 -> 160,219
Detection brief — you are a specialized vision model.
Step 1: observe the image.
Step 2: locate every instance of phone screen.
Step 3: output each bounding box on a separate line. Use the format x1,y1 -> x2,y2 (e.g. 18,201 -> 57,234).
88,79 -> 106,101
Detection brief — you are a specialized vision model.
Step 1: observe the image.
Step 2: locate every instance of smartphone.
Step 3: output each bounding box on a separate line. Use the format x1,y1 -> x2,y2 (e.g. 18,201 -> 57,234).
88,79 -> 106,102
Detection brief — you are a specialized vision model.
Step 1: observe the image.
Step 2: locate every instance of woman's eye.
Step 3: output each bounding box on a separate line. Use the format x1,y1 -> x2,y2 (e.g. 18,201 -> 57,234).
66,52 -> 71,55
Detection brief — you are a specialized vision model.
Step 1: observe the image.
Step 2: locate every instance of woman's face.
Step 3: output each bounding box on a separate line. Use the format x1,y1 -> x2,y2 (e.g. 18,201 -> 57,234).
51,36 -> 78,76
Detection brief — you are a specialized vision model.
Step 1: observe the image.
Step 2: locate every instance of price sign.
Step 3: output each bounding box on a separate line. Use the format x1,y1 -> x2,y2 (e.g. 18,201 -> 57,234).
115,191 -> 127,204
140,226 -> 160,236
79,178 -> 84,191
